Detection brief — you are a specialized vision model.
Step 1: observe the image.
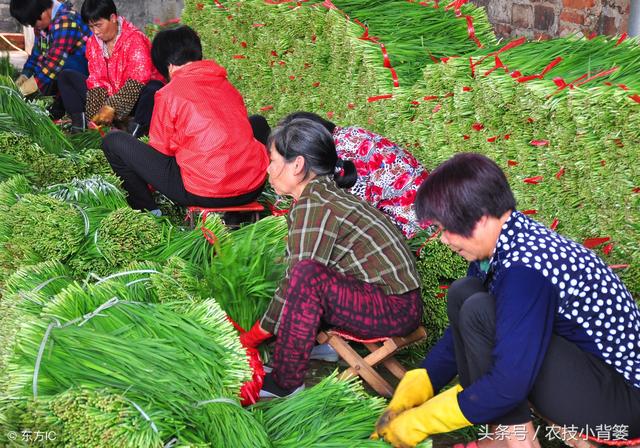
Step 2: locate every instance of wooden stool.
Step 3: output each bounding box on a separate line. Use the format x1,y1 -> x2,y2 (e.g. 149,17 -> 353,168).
186,202 -> 265,228
316,326 -> 427,398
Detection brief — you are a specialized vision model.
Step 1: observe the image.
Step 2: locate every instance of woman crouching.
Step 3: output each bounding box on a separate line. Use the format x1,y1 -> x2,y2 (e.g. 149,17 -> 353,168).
240,118 -> 423,398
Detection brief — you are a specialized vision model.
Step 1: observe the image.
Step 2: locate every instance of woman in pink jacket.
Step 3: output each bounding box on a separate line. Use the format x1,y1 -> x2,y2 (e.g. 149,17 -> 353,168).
57,0 -> 164,135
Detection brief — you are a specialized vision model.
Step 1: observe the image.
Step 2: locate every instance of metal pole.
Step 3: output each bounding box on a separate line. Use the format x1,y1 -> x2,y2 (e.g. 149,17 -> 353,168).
630,0 -> 640,36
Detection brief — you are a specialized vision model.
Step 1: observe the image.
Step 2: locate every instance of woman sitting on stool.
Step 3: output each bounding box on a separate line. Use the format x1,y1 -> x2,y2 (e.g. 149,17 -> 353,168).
101,26 -> 269,215
239,118 -> 423,398
374,153 -> 640,448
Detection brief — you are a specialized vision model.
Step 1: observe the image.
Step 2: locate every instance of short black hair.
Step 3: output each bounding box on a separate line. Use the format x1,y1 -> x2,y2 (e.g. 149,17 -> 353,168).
151,25 -> 203,79
278,111 -> 337,134
415,152 -> 516,237
10,0 -> 53,27
81,0 -> 117,24
268,118 -> 357,189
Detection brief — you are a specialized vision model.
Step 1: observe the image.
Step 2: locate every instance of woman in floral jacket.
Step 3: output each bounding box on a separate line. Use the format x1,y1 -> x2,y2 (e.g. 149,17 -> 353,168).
278,112 -> 428,238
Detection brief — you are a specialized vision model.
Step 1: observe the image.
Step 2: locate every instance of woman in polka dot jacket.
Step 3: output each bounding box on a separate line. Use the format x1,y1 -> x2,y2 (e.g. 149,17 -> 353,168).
373,152 -> 640,448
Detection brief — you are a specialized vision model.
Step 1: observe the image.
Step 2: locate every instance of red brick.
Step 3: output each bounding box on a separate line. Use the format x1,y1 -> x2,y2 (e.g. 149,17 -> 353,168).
534,5 -> 556,30
599,14 -> 618,35
559,23 -> 581,36
560,9 -> 584,25
471,0 -> 490,8
512,4 -> 534,28
620,16 -> 629,33
494,23 -> 513,38
534,31 -> 553,40
563,0 -> 595,8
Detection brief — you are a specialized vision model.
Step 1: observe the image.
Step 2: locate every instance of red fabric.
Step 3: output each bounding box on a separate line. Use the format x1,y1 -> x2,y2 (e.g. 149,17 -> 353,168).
328,329 -> 389,343
239,347 -> 265,406
149,60 -> 269,198
239,320 -> 273,349
85,18 -> 162,95
226,316 -> 266,406
587,436 -> 640,446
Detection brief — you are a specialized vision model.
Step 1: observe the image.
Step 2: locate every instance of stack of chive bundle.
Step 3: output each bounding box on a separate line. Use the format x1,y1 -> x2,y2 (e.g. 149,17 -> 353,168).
0,193 -> 85,270
181,0 -> 640,299
332,0 -> 496,88
252,373 -> 387,447
202,215 -> 288,330
0,131 -> 112,188
3,282 -> 256,446
68,206 -> 167,278
0,76 -> 72,155
43,174 -> 128,210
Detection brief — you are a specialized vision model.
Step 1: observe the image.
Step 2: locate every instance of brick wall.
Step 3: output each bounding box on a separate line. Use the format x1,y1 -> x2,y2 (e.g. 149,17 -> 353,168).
472,0 -> 631,39
0,0 -> 21,33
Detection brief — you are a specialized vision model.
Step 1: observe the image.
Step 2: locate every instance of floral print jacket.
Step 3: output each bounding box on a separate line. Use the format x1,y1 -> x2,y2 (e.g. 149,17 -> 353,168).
333,126 -> 428,238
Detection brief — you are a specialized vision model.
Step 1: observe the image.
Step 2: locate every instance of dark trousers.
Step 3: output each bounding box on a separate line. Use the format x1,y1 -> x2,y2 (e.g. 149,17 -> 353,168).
102,130 -> 263,211
448,276 -> 640,437
272,259 -> 423,389
57,69 -> 163,128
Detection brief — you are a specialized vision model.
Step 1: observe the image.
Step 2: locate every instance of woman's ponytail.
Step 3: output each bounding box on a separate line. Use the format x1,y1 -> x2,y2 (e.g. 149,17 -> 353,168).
334,159 -> 357,189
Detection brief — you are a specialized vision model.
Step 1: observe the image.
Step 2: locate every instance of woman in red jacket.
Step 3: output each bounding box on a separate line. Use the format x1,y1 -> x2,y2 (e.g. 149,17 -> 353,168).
101,26 -> 269,216
57,0 -> 164,134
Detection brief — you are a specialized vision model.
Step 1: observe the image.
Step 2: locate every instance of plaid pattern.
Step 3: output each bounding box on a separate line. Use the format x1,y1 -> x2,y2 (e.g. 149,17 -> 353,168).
260,176 -> 421,334
23,2 -> 90,89
271,259 -> 423,389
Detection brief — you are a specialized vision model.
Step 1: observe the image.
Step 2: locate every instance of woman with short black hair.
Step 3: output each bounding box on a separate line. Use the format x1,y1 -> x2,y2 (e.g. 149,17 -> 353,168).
239,118 -> 423,398
375,153 -> 640,447
151,25 -> 204,80
101,25 -> 269,215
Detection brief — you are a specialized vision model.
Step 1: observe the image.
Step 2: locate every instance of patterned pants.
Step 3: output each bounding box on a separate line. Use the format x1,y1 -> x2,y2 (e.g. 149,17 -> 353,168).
272,259 -> 423,389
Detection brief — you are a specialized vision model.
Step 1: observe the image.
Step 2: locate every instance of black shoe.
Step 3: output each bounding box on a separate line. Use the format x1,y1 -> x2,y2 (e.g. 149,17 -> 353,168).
127,121 -> 148,138
258,373 -> 304,399
70,112 -> 87,134
48,96 -> 66,121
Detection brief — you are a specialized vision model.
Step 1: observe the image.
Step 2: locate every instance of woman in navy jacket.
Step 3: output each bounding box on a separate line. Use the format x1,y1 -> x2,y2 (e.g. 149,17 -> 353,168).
374,152 -> 640,448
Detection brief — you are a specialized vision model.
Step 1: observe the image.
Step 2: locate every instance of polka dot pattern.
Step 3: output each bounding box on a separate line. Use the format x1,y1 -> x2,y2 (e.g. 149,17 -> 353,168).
493,211 -> 640,387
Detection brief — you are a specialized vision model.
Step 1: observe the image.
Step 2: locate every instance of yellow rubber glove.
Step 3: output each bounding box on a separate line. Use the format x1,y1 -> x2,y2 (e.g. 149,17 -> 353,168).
374,369 -> 434,438
18,77 -> 38,96
379,384 -> 472,448
15,74 -> 28,87
92,105 -> 116,125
